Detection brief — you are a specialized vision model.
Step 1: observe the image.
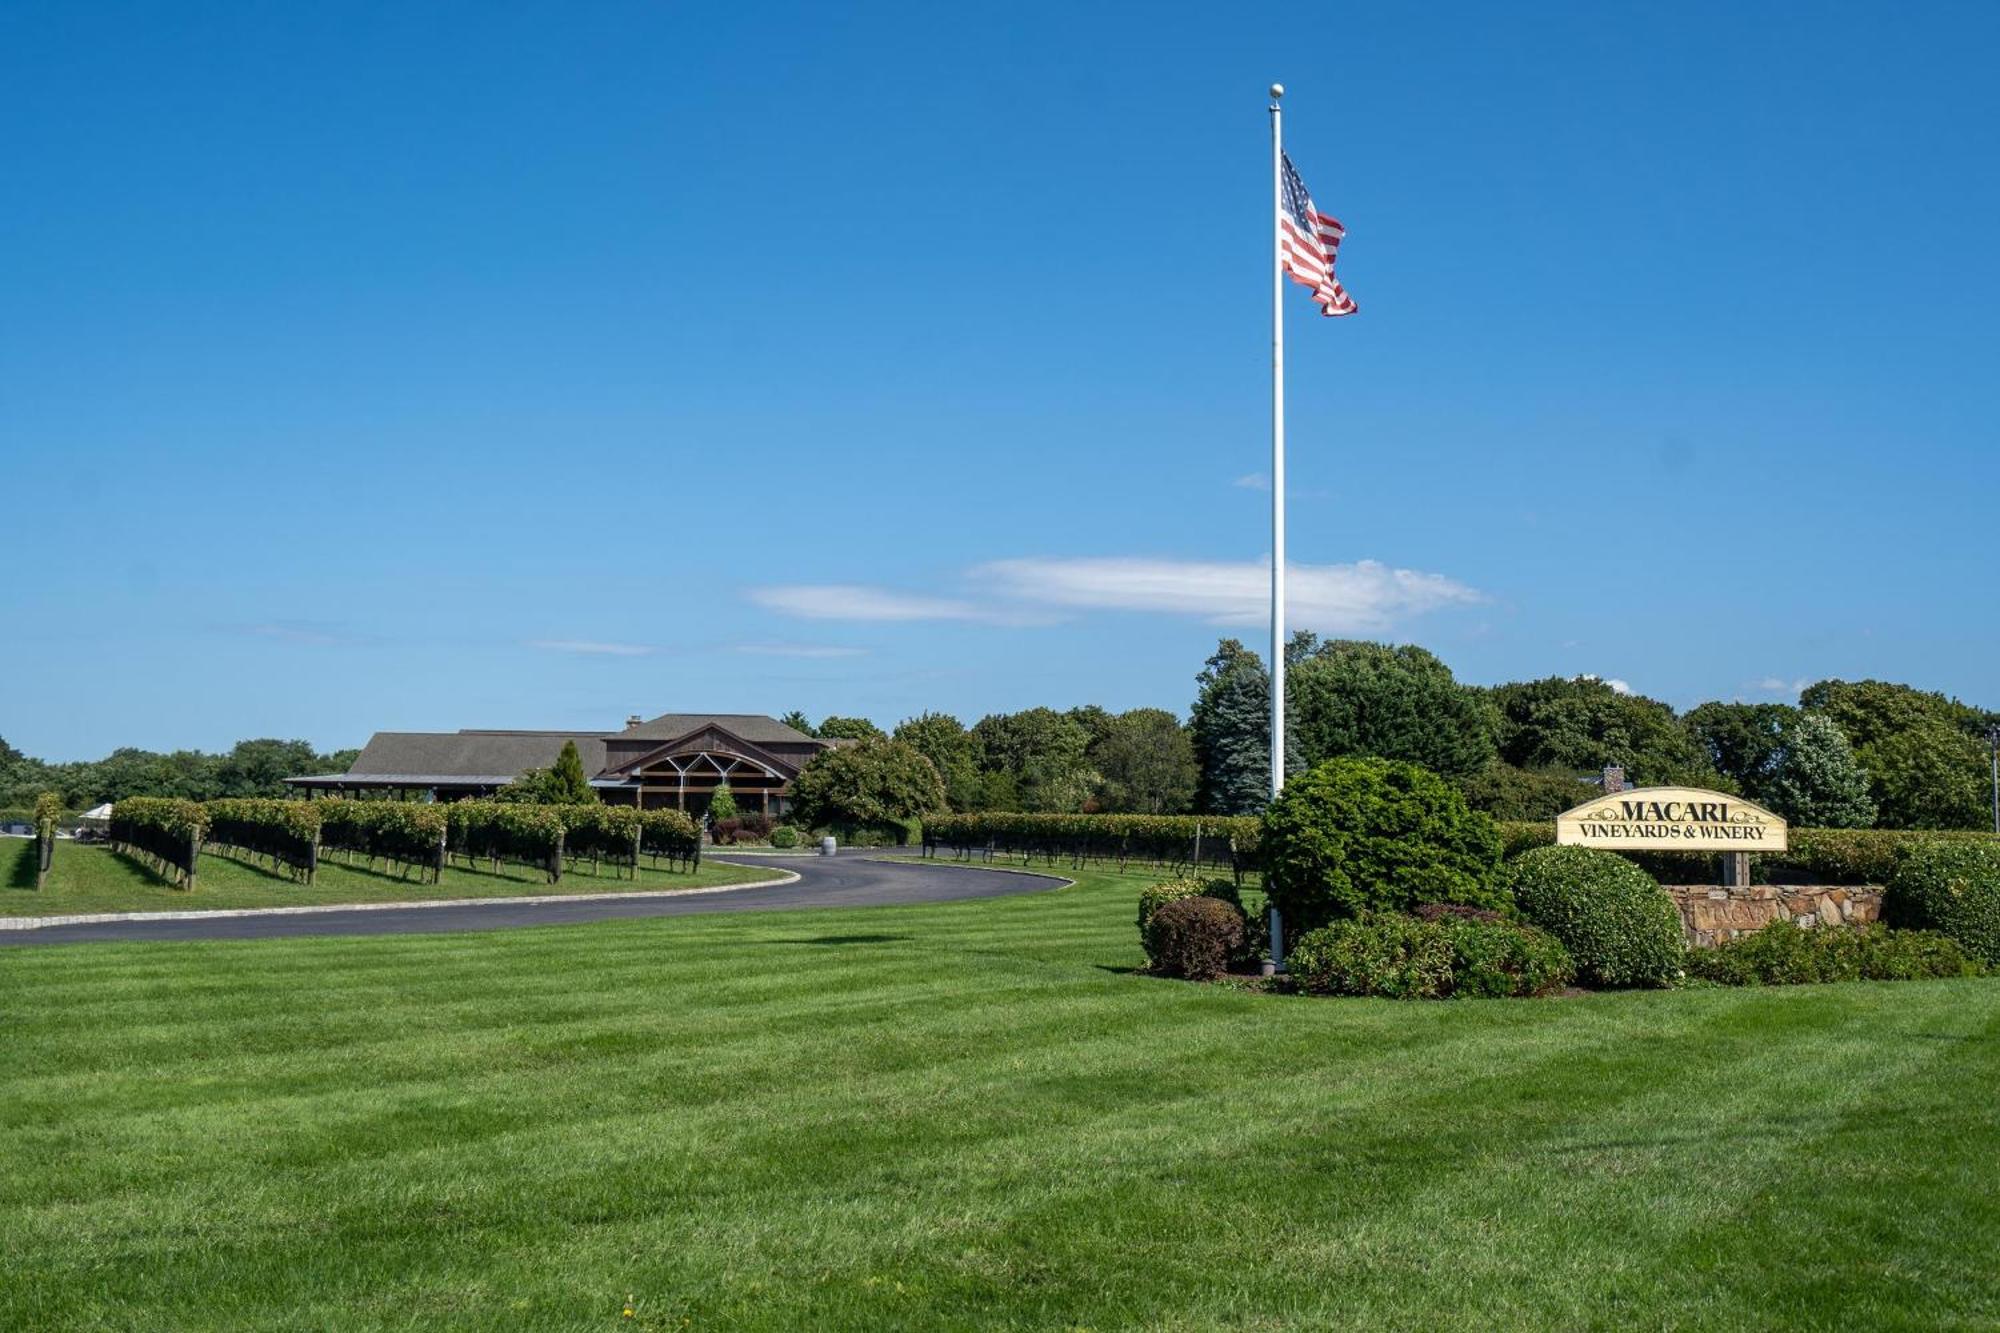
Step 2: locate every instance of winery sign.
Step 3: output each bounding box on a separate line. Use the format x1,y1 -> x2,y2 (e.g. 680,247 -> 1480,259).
1555,787 -> 1788,852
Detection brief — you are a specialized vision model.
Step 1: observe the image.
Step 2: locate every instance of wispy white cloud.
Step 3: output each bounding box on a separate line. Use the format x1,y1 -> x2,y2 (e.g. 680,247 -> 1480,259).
972,556 -> 1481,631
1605,678 -> 1634,696
222,621 -> 372,647
1753,676 -> 1812,697
733,643 -> 869,659
1233,472 -> 1270,491
748,557 -> 1479,633
748,584 -> 1018,624
524,639 -> 655,657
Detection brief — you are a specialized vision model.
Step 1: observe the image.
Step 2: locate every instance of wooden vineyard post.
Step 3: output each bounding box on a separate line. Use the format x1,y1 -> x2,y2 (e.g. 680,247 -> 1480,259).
185,829 -> 200,892
306,832 -> 319,886
35,830 -> 53,891
551,830 -> 565,885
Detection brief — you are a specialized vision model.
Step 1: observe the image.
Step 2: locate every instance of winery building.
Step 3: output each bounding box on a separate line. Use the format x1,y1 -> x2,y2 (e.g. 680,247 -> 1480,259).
287,712 -> 840,815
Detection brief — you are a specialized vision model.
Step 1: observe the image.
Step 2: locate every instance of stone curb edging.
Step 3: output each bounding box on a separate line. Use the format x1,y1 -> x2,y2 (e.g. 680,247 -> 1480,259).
0,869 -> 802,932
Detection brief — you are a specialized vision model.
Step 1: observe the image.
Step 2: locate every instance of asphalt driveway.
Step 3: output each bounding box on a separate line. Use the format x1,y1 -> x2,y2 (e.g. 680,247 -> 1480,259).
0,854 -> 1068,946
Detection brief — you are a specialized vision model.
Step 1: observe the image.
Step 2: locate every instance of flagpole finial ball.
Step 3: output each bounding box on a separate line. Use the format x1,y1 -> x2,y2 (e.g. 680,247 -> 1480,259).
1269,83 -> 1284,100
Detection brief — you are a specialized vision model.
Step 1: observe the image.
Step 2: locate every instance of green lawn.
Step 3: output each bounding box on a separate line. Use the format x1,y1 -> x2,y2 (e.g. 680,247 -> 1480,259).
4,865 -> 1998,1330
0,839 -> 770,916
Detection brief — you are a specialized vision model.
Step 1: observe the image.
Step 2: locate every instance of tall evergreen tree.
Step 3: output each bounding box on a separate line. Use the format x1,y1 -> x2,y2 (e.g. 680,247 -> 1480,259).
1189,640 -> 1296,815
1762,712 -> 1876,828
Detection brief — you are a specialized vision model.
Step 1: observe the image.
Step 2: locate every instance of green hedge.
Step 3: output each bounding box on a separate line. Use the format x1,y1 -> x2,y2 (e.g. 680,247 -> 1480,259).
922,813 -> 1259,875
318,800 -> 447,883
109,797 -> 211,887
1287,916 -> 1573,1000
205,798 -> 321,883
1496,821 -> 2000,886
1885,840 -> 2000,965
1685,922 -> 1982,986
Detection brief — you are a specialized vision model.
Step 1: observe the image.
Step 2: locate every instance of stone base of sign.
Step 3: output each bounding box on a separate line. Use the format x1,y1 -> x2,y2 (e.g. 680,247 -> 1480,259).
1664,884 -> 1884,949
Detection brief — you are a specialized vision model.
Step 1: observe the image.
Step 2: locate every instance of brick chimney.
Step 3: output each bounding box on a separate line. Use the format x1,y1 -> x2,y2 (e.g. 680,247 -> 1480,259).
1601,765 -> 1626,794
625,714 -> 643,730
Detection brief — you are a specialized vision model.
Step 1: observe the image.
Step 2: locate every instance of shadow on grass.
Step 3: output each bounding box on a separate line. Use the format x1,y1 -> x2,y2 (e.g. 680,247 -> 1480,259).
1093,964 -> 1144,976
5,842 -> 39,891
765,934 -> 915,946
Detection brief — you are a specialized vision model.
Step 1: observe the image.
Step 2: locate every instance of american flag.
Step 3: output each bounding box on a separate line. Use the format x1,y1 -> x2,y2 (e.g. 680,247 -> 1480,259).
1279,153 -> 1356,317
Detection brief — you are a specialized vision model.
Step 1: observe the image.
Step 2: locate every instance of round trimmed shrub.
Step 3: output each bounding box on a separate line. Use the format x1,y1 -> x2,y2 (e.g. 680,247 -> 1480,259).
1886,840 -> 2000,965
1260,758 -> 1506,934
1137,876 -> 1240,934
1144,896 -> 1245,981
1287,916 -> 1571,999
1507,845 -> 1684,989
768,825 -> 799,849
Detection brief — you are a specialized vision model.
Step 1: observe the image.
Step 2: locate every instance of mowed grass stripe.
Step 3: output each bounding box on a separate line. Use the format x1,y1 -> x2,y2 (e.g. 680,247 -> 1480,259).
4,869 -> 2000,1330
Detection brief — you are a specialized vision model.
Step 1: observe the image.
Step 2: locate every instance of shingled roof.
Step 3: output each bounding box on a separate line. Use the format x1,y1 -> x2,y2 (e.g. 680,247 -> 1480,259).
613,713 -> 820,745
341,731 -> 609,782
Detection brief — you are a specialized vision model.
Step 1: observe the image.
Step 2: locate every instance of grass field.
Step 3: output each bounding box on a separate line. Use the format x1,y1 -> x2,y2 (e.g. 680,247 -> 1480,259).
4,864 -> 1998,1330
0,838 -> 769,916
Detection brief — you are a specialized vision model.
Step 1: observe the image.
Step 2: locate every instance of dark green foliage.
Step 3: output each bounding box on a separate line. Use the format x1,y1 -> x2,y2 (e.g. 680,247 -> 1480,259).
1289,639 -> 1496,779
1487,676 -> 1713,785
317,800 -> 448,882
925,812 -> 1259,876
1886,840 -> 2000,964
1287,916 -> 1573,999
790,738 -> 947,839
1803,680 -> 1992,830
1142,895 -> 1244,981
1682,702 -> 1796,794
817,716 -> 886,742
1260,758 -> 1506,933
970,708 -> 1096,813
204,798 -> 322,882
777,710 -> 817,737
1507,845 -> 1684,988
1090,708 -> 1197,814
1460,763 -> 1600,821
1,735 -> 356,808
768,825 -> 799,849
1685,922 -> 1983,986
107,797 -> 211,885
892,712 -> 980,810
1189,639 -> 1295,816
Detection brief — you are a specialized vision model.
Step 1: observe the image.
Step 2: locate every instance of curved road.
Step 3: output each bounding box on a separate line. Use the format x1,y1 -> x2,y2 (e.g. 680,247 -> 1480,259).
0,855 -> 1069,946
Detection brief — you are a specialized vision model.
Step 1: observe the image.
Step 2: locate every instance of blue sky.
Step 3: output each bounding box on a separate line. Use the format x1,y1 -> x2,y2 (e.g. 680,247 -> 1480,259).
4,1 -> 1997,760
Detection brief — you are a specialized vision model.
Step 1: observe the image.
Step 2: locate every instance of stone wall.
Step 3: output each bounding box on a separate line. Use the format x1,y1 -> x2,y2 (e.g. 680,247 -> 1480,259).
1665,884 -> 1884,949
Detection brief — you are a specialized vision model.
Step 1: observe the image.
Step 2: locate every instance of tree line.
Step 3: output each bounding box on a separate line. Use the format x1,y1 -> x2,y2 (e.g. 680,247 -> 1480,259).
0,737 -> 359,811
783,635 -> 1999,832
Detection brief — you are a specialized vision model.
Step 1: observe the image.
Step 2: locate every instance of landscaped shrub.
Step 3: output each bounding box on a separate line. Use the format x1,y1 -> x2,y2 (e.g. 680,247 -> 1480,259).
769,825 -> 800,849
1260,758 -> 1506,934
1686,922 -> 1983,986
1885,840 -> 2000,965
1143,895 -> 1245,981
1286,916 -> 1572,999
709,816 -> 743,845
1137,876 -> 1263,967
1507,845 -> 1684,988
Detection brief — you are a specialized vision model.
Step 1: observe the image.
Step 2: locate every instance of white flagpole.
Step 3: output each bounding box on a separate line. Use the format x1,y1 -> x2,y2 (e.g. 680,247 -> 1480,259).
1267,82 -> 1288,972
